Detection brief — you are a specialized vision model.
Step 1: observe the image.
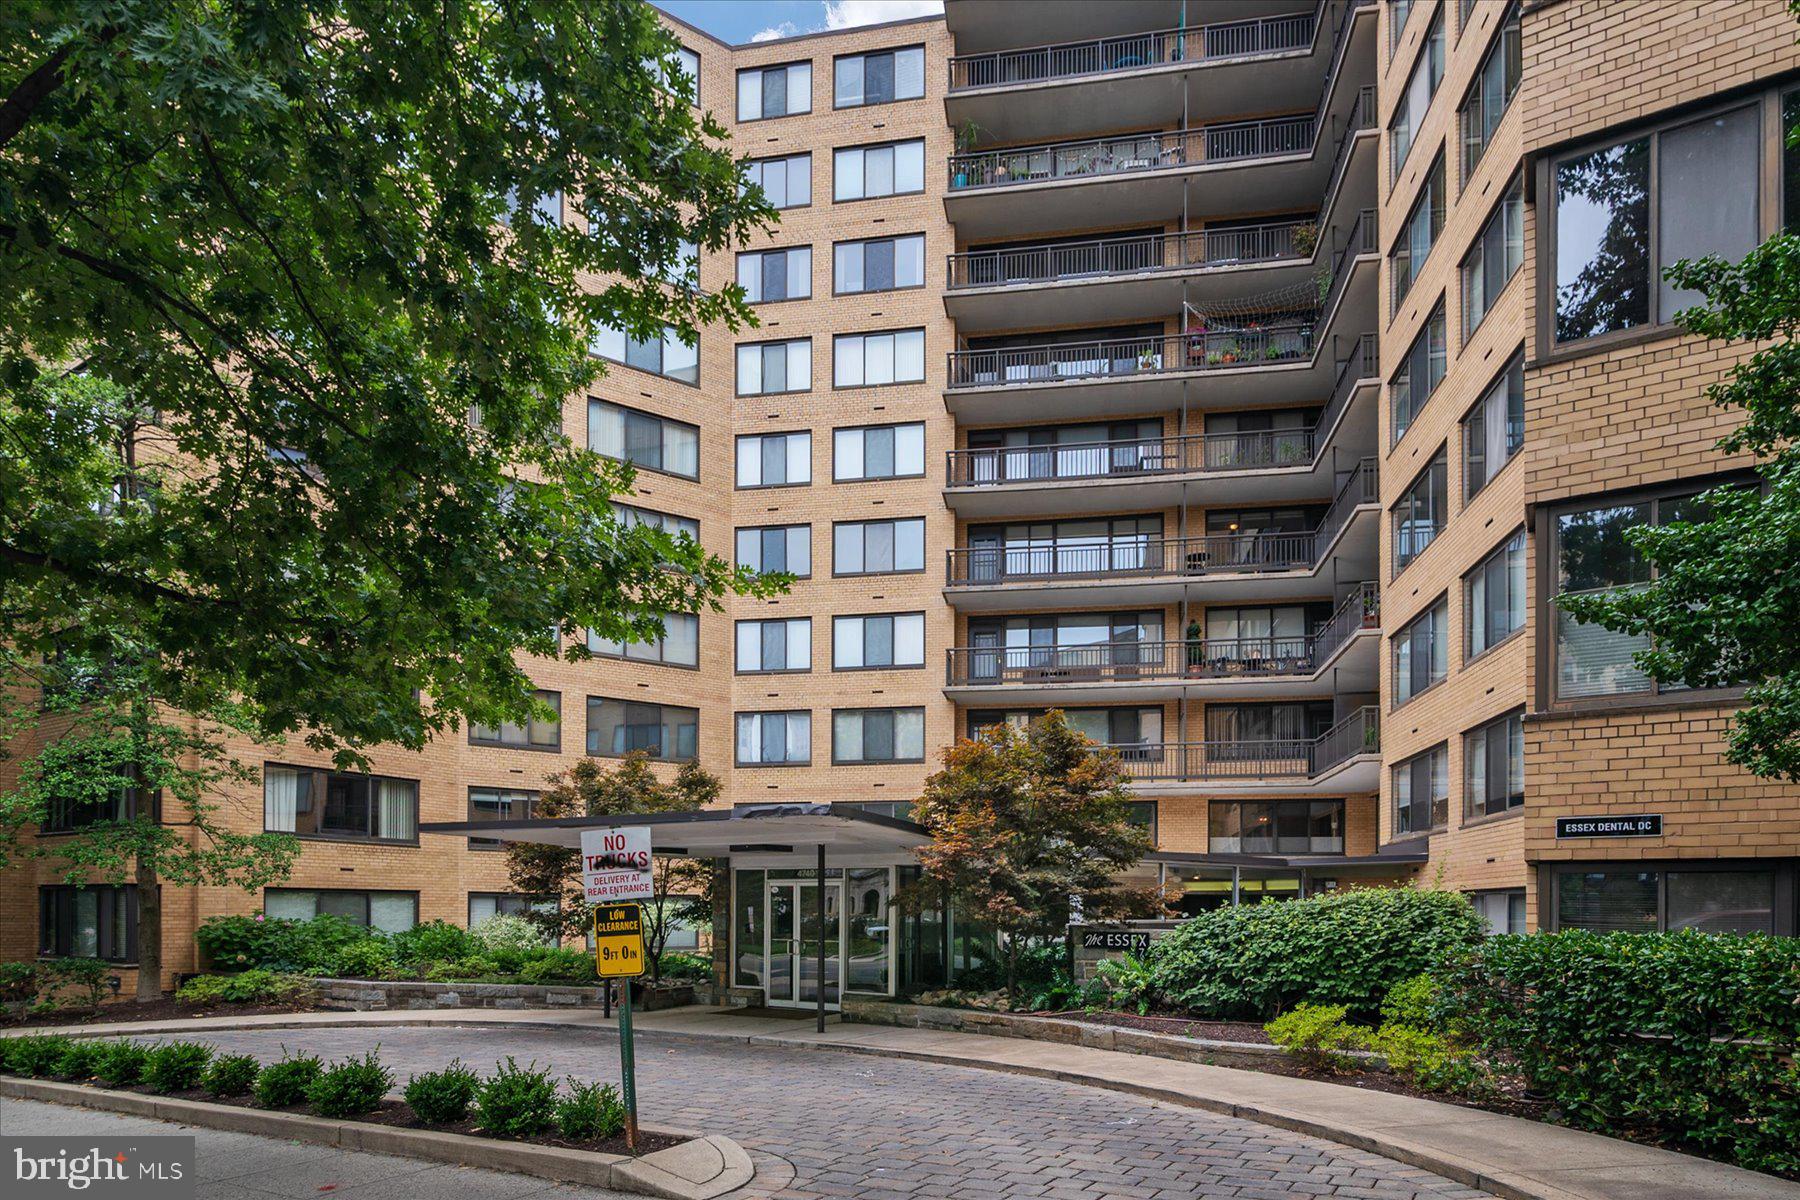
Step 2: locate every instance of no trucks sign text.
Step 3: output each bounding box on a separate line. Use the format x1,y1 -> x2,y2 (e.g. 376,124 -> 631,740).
580,826 -> 653,903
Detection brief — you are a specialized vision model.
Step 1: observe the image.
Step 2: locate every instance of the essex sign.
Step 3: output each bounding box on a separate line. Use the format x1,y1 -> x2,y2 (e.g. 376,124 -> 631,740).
580,826 -> 653,903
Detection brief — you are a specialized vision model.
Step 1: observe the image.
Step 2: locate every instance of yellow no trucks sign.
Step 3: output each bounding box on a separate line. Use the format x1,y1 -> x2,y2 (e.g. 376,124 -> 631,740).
593,902 -> 646,978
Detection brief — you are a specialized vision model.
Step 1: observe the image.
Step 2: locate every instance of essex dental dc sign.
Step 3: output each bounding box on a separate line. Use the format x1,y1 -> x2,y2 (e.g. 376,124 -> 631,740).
6,1137 -> 193,1198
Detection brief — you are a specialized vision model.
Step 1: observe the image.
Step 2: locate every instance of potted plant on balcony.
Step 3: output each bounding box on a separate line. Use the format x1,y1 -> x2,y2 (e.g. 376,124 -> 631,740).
952,120 -> 983,188
1292,222 -> 1319,256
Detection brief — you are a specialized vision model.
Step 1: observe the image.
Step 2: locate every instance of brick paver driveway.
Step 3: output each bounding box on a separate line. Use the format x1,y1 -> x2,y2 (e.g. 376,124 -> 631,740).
175,1024 -> 1493,1200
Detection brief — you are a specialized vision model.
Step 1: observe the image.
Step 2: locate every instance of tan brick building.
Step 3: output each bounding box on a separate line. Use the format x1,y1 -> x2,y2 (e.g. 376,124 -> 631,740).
8,0 -> 1798,1001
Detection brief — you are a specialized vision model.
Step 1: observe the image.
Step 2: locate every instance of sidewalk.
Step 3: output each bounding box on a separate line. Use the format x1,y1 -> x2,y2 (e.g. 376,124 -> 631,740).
14,1004 -> 1798,1200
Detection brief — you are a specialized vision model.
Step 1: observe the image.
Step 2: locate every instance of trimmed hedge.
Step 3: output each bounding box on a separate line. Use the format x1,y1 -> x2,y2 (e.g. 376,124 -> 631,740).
1147,888 -> 1485,1021
1441,929 -> 1800,1178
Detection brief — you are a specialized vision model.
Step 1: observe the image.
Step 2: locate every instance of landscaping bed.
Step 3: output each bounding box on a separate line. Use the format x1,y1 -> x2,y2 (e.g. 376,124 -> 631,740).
4,994 -> 323,1028
1041,1009 -> 1272,1045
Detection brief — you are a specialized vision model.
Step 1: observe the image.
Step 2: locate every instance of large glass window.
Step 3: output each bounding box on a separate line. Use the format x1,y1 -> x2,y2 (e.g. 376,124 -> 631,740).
1391,302 -> 1446,443
1463,353 -> 1524,498
1467,528 -> 1526,658
468,787 -> 535,850
834,329 -> 926,386
834,235 -> 926,295
1470,889 -> 1525,935
1553,105 -> 1760,345
1391,155 -> 1446,310
1393,596 -> 1449,705
1392,451 -> 1447,572
834,518 -> 926,575
1388,0 -> 1414,57
735,339 -> 812,396
589,324 -> 698,384
1389,10 -> 1444,182
832,707 -> 926,763
1553,867 -> 1779,935
1459,3 -> 1520,181
735,524 -> 810,576
835,46 -> 925,107
1210,800 -> 1344,854
614,504 -> 698,542
835,422 -> 925,481
587,613 -> 698,668
1462,174 -> 1524,337
469,689 -> 562,751
42,778 -> 154,834
469,893 -> 555,926
736,617 -> 811,673
834,139 -> 926,201
736,711 -> 812,766
737,247 -> 812,303
264,764 -> 418,842
966,515 -> 1162,580
589,400 -> 699,479
737,61 -> 811,121
833,613 -> 926,669
736,431 -> 811,487
586,698 -> 698,760
1392,743 -> 1448,835
1464,708 -> 1524,819
265,888 -> 418,933
743,153 -> 812,210
39,885 -> 136,961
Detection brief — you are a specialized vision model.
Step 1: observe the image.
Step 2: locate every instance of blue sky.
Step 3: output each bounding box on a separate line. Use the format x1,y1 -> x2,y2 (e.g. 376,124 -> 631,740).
654,0 -> 943,47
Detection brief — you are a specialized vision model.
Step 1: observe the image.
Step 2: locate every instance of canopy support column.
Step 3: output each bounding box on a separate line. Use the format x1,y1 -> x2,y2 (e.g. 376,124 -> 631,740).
816,843 -> 827,1033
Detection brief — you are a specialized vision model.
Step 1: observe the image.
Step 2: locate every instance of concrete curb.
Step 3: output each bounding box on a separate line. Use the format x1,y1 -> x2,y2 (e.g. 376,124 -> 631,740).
0,1077 -> 752,1200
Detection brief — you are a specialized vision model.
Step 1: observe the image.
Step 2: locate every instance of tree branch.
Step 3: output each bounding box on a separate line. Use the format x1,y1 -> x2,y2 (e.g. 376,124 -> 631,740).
0,27 -> 115,152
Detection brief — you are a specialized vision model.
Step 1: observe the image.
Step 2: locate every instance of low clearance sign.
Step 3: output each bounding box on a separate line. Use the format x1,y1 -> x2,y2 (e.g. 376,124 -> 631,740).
580,826 -> 653,903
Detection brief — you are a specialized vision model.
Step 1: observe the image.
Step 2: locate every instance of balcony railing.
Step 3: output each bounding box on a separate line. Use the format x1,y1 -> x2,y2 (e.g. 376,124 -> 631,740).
947,634 -> 1332,687
949,12 -> 1317,92
946,428 -> 1318,487
1104,705 -> 1380,782
1314,581 -> 1381,664
946,531 -> 1325,586
947,322 -> 1315,389
948,115 -> 1316,191
1315,455 -> 1378,557
946,220 -> 1311,291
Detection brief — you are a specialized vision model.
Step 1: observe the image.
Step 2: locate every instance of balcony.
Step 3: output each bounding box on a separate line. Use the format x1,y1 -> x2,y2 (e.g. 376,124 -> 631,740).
948,117 -> 1314,194
1111,705 -> 1381,792
950,12 -> 1316,93
949,221 -> 1310,291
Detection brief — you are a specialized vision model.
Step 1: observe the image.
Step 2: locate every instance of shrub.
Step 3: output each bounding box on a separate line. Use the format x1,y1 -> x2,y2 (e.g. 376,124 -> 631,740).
556,1079 -> 625,1141
1091,953 -> 1156,1015
419,956 -> 499,983
1148,888 -> 1485,1021
1379,974 -> 1441,1030
323,939 -> 398,980
1264,1004 -> 1369,1074
307,1051 -> 393,1118
195,913 -> 371,974
54,1039 -> 108,1081
142,1041 -> 213,1094
0,960 -> 40,1005
654,952 -> 710,982
6,1034 -> 74,1077
96,1040 -> 150,1087
176,969 -> 305,1007
404,1061 -> 480,1125
390,921 -> 476,967
518,948 -> 595,985
1440,929 -> 1800,1177
254,1051 -> 322,1108
44,958 -> 111,1010
475,1058 -> 557,1138
1370,1024 -> 1488,1096
469,915 -> 546,972
204,1054 -> 263,1098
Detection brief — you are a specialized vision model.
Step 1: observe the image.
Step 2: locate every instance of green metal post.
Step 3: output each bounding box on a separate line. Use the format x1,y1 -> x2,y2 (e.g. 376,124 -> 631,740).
619,976 -> 639,1151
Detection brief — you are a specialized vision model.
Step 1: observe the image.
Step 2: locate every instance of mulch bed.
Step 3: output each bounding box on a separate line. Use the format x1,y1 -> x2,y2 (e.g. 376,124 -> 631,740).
1040,1009 -> 1274,1044
6,998 -> 324,1029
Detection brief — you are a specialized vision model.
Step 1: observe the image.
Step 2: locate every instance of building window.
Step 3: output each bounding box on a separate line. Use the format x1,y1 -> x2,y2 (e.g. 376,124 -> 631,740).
614,504 -> 698,541
835,422 -> 925,481
264,764 -> 419,842
735,431 -> 811,488
735,524 -> 810,576
968,515 -> 1163,581
1391,155 -> 1445,310
1388,0 -> 1413,57
1470,889 -> 1525,935
265,888 -> 418,933
587,613 -> 698,668
833,329 -> 926,387
833,613 -> 926,670
1462,174 -> 1524,337
1392,743 -> 1448,836
736,711 -> 812,765
735,338 -> 812,396
1786,91 -> 1800,232
744,153 -> 812,210
42,778 -> 155,834
833,235 -> 926,295
1393,596 -> 1449,706
468,893 -> 555,925
833,139 -> 926,201
1467,528 -> 1525,658
469,689 -> 562,751
737,61 -> 811,121
832,707 -> 926,763
586,698 -> 698,760
1463,352 -> 1524,498
1552,104 -> 1761,346
834,518 -> 926,576
1392,451 -> 1447,573
589,400 -> 699,480
1460,3 -> 1520,182
1210,800 -> 1344,854
468,788 -> 535,850
737,247 -> 812,303
736,617 -> 812,673
1390,302 -> 1446,443
39,885 -> 136,961
1389,9 -> 1443,183
835,45 -> 925,107
589,323 -> 698,384
1464,708 -> 1524,819
1551,866 -> 1781,934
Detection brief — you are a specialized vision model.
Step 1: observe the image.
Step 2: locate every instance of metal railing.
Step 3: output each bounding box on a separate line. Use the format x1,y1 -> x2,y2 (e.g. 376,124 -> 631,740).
1317,207 -> 1377,320
1315,456 -> 1379,558
948,11 -> 1317,91
1314,581 -> 1381,665
946,532 -> 1318,586
947,322 -> 1315,389
1102,705 -> 1380,782
948,115 -> 1316,191
946,634 -> 1329,687
946,220 -> 1312,290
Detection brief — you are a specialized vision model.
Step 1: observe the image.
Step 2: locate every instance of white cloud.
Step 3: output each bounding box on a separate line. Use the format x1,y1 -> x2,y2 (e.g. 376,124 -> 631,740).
751,22 -> 800,41
823,0 -> 945,30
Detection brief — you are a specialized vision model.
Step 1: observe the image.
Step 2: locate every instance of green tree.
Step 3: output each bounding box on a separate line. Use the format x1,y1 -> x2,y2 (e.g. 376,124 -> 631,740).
504,752 -> 718,982
908,711 -> 1169,993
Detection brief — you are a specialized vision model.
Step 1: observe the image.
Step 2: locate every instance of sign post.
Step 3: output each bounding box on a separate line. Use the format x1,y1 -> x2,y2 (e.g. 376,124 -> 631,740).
583,828 -> 654,1154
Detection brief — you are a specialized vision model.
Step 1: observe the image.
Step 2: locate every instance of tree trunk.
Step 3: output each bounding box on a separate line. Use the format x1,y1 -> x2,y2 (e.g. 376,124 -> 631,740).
1005,938 -> 1019,994
135,856 -> 160,1003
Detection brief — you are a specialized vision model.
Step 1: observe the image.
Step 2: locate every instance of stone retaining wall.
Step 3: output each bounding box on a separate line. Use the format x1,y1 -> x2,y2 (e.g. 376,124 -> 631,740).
311,978 -> 694,1012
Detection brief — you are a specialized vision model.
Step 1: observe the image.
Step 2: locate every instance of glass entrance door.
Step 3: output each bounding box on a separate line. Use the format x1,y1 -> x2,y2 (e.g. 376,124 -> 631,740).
765,880 -> 841,1008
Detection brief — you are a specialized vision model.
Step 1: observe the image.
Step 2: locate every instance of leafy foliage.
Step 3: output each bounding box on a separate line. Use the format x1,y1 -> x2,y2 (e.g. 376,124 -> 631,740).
54,1038 -> 108,1082
4,1034 -> 74,1076
556,1079 -> 626,1141
518,948 -> 597,985
321,939 -> 399,980
1369,1024 -> 1489,1096
404,1061 -> 481,1126
475,1058 -> 558,1138
196,914 -> 366,973
0,960 -> 39,1004
1264,1004 -> 1368,1073
95,1040 -> 150,1087
307,1051 -> 393,1118
390,922 -> 477,967
469,914 -> 549,968
203,1054 -> 262,1098
175,970 -> 305,1007
253,1051 -> 322,1108
1091,953 -> 1157,1015
142,1041 -> 213,1093
653,951 -> 711,982
1378,974 -> 1442,1030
